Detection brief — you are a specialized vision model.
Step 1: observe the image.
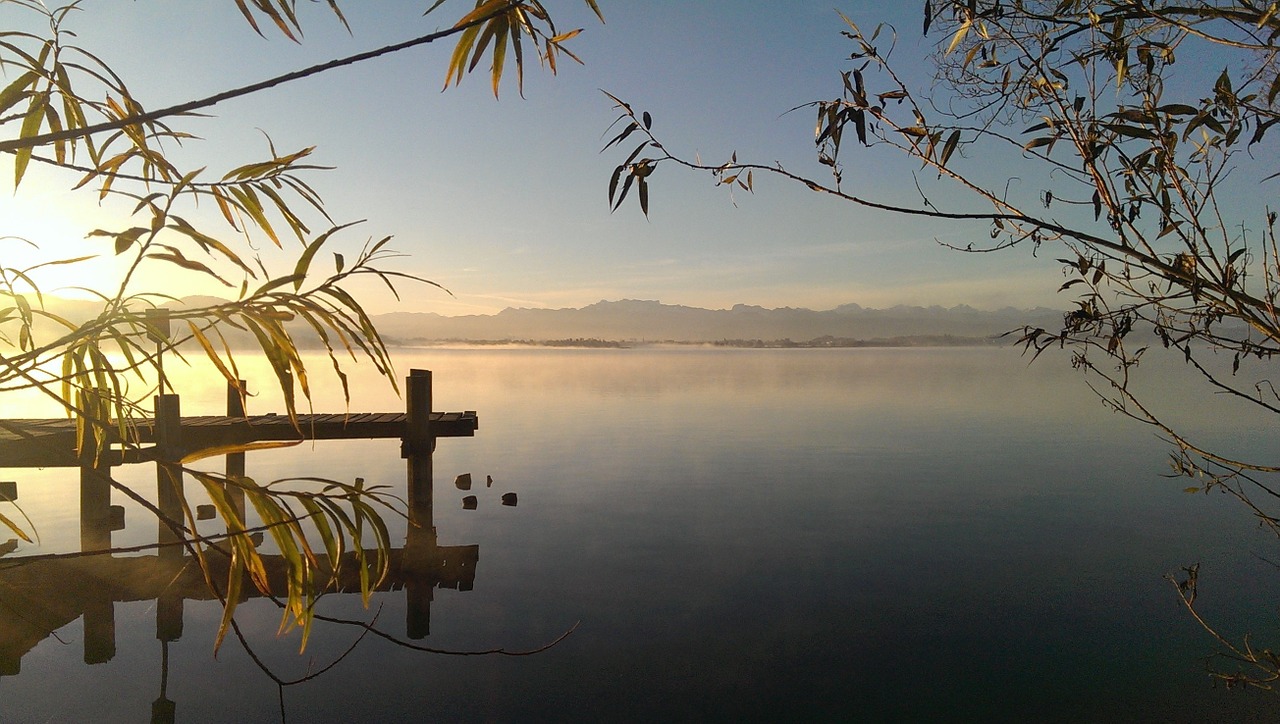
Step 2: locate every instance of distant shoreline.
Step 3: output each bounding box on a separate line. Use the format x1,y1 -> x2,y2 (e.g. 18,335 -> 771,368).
385,334 -> 1009,350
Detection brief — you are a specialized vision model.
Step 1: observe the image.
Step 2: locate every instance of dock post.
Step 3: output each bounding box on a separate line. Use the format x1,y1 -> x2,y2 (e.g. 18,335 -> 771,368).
404,369 -> 436,638
78,388 -> 113,553
224,380 -> 247,528
74,387 -> 118,663
156,385 -> 186,639
405,369 -> 434,521
154,394 -> 184,560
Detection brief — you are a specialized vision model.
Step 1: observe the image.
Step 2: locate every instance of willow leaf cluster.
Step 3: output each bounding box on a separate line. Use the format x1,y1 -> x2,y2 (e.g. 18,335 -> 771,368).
0,0 -> 597,657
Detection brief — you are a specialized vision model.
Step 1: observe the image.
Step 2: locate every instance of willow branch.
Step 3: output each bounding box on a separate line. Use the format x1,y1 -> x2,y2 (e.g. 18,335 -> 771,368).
0,2 -> 520,154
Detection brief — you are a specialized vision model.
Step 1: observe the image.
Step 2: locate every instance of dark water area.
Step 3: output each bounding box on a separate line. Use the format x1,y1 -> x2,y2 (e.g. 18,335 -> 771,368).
2,347 -> 1278,722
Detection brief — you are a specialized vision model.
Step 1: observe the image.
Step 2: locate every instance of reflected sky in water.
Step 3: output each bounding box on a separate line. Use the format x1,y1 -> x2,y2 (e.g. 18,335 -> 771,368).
1,347 -> 1278,721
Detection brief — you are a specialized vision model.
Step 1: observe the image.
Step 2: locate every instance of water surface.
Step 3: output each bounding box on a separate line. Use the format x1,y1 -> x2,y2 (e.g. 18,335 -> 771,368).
1,347 -> 1276,721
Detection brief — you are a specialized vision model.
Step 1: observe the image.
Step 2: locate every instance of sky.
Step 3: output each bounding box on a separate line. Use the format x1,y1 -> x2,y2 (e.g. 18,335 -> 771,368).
0,1 -> 1107,316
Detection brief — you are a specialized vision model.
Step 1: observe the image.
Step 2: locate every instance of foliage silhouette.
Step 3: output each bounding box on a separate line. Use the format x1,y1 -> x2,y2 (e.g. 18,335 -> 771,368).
604,0 -> 1280,690
0,0 -> 600,655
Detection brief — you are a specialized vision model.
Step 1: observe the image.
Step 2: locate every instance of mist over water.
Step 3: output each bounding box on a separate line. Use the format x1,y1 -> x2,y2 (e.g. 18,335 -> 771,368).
2,347 -> 1277,721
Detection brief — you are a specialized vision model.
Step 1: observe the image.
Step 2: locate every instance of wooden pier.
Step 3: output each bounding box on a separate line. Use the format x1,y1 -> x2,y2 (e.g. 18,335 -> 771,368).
0,376 -> 477,468
0,368 -> 483,680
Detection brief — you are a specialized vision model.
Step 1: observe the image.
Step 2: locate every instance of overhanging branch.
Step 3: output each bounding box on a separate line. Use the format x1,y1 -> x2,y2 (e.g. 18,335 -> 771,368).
0,1 -> 520,155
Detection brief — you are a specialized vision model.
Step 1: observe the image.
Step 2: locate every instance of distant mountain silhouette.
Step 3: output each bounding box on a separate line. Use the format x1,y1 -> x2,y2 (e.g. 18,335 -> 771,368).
374,299 -> 1065,344
15,296 -> 1066,348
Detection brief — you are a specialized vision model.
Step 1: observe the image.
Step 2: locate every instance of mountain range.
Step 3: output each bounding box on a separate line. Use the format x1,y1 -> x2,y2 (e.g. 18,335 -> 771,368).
374,299 -> 1064,344
16,297 -> 1064,347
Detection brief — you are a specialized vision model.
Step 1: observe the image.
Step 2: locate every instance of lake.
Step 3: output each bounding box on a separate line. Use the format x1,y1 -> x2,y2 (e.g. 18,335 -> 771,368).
1,346 -> 1278,722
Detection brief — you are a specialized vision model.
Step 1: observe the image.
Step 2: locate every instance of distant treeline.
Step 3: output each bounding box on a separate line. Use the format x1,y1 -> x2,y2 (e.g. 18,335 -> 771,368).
711,335 -> 1006,348
395,337 -> 629,348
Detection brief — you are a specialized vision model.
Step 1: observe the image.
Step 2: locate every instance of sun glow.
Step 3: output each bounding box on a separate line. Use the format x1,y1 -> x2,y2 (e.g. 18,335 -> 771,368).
0,161 -> 254,305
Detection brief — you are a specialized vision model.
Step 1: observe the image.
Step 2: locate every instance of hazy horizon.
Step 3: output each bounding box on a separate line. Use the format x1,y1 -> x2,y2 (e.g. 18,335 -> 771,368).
32,291 -> 1066,317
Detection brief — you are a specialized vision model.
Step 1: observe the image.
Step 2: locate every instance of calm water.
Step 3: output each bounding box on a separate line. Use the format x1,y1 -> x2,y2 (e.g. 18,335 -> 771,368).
2,347 -> 1278,722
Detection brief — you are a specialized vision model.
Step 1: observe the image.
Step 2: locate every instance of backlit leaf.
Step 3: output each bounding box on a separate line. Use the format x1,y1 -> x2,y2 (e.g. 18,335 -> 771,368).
1023,136 -> 1055,151
0,70 -> 36,117
15,93 -> 46,187
946,19 -> 971,55
293,221 -> 361,291
939,129 -> 961,167
490,18 -> 509,98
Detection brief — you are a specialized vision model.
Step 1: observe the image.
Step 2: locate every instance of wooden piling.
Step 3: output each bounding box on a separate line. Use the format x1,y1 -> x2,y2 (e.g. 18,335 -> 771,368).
154,394 -> 184,560
155,391 -> 186,635
78,388 -> 112,553
405,369 -> 434,519
223,380 -> 247,528
144,308 -> 171,394
75,388 -> 118,663
405,369 -> 435,638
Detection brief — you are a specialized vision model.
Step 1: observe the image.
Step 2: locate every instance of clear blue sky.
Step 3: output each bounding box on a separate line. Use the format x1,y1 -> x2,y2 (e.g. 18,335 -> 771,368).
4,1 -> 1071,316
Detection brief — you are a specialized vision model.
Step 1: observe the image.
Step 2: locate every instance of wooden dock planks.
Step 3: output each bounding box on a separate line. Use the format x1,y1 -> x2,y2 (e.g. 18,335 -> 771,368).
0,410 -> 478,468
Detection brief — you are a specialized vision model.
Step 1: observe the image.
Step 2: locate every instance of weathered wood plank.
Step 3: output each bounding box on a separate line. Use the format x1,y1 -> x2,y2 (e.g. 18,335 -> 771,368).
0,410 -> 478,468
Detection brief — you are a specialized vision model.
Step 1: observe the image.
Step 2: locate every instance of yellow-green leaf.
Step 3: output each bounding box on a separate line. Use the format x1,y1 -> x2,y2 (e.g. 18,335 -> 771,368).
946,19 -> 971,55
0,70 -> 37,117
182,439 -> 303,465
293,221 -> 361,291
15,93 -> 47,187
